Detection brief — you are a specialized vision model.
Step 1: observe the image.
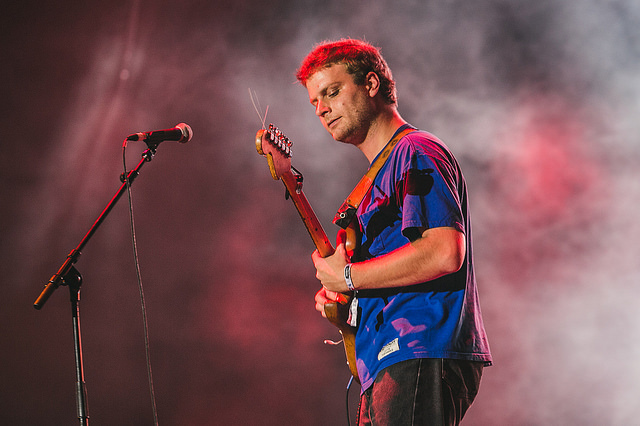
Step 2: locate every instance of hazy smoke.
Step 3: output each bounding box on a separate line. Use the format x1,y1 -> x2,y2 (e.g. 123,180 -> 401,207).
2,0 -> 640,424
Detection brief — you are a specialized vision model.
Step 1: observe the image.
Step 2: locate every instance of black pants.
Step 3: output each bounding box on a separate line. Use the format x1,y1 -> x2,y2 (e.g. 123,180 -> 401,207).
357,358 -> 484,426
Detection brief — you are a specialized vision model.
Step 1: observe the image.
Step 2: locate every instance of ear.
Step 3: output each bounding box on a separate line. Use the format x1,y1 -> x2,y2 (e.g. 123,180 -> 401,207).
364,71 -> 381,98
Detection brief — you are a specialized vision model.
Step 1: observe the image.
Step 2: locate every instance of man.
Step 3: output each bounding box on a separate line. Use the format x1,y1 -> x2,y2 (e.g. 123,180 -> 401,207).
296,39 -> 492,425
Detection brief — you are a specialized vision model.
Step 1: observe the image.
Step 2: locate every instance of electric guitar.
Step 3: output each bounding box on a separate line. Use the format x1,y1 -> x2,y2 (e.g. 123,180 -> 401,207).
255,124 -> 359,382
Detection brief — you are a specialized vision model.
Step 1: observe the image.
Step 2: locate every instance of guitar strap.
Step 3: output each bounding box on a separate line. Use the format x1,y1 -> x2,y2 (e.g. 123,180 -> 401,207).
333,125 -> 416,229
333,125 -> 415,328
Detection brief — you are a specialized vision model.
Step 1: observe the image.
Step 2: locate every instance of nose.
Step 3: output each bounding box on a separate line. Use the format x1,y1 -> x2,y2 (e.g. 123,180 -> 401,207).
315,99 -> 329,117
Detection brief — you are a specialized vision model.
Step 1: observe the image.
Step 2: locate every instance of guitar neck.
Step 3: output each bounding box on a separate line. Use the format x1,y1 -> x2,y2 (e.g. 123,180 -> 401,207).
255,125 -> 359,382
281,170 -> 335,258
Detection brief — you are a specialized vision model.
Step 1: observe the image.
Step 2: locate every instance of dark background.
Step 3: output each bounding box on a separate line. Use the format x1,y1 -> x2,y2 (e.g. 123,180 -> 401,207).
2,0 -> 639,424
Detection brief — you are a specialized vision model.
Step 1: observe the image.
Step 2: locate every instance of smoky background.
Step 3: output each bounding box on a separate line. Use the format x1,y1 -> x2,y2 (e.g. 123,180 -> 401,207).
1,0 -> 639,424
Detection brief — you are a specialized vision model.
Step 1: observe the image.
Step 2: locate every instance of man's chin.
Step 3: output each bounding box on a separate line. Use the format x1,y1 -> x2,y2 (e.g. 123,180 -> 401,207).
328,126 -> 360,145
331,133 -> 345,142
329,127 -> 350,143
331,133 -> 351,144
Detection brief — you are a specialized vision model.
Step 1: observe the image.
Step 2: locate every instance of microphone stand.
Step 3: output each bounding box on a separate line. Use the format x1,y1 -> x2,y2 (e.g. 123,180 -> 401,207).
33,144 -> 159,425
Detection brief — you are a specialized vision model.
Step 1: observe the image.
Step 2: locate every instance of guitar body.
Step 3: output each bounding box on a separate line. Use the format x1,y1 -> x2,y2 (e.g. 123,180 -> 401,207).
256,125 -> 359,383
323,219 -> 360,380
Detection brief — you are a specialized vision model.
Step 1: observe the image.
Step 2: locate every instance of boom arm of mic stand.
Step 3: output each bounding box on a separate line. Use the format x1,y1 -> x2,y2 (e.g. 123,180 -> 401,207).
33,147 -> 155,310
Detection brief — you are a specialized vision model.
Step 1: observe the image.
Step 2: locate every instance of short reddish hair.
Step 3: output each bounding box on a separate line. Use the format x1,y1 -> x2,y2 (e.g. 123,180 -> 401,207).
296,39 -> 397,105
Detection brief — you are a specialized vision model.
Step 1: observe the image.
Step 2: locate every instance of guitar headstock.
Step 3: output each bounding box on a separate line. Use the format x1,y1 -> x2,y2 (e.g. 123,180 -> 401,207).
255,124 -> 293,181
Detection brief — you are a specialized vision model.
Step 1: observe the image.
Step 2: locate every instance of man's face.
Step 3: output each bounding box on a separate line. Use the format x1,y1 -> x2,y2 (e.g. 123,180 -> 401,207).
305,63 -> 375,145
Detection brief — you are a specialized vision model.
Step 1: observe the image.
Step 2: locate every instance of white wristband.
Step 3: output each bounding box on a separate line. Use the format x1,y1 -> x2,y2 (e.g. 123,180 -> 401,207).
344,263 -> 355,291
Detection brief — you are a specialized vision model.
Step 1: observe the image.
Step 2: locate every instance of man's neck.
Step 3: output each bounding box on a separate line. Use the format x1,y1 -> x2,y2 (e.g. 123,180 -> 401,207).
357,109 -> 407,163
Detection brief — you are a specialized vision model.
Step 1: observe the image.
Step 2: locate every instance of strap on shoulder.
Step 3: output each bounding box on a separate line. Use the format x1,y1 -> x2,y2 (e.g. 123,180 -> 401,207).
333,126 -> 415,229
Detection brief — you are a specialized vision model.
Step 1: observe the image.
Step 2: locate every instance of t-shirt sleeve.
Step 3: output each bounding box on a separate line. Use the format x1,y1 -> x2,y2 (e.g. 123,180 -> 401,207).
396,140 -> 464,240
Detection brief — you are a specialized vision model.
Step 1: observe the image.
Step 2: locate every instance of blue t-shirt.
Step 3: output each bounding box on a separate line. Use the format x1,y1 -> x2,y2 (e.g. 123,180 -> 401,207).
353,125 -> 492,391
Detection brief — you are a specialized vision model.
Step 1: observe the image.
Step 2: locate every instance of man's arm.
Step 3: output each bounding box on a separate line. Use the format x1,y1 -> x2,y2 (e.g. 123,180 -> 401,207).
312,226 -> 465,294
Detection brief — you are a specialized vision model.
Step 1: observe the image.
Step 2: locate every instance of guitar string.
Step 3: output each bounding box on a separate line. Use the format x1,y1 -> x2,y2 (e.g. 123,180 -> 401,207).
248,88 -> 268,129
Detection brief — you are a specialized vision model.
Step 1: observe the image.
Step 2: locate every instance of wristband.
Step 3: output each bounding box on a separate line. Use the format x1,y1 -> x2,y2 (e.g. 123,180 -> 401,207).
344,263 -> 355,291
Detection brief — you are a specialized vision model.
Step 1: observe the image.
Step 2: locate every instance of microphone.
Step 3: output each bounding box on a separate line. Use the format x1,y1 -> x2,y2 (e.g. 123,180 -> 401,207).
127,123 -> 193,143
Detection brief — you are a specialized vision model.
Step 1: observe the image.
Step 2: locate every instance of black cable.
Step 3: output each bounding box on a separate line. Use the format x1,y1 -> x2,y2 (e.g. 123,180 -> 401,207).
346,375 -> 355,426
122,142 -> 160,426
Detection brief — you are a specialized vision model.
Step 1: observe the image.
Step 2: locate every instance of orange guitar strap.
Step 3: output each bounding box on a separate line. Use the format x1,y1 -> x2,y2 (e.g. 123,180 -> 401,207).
333,125 -> 415,229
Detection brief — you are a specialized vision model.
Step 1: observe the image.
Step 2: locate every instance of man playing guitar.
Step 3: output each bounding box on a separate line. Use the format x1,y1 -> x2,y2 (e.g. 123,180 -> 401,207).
296,39 -> 492,425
